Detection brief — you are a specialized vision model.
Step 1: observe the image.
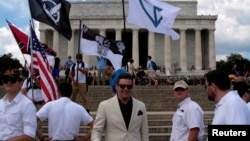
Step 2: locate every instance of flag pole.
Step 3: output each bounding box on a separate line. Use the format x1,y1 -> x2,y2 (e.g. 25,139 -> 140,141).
27,0 -> 36,106
76,20 -> 82,83
122,0 -> 126,33
122,0 -> 127,67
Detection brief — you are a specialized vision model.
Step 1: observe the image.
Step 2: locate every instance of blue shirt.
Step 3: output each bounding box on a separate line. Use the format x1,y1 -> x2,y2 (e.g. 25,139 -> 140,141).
109,69 -> 127,93
65,59 -> 74,69
97,57 -> 106,70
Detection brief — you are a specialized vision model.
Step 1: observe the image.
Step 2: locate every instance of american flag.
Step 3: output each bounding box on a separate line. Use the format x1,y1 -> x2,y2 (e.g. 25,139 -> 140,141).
29,25 -> 58,102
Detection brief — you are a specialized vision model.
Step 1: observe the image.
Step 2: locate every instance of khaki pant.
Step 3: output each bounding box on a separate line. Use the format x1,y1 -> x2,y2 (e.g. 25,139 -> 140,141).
71,83 -> 88,109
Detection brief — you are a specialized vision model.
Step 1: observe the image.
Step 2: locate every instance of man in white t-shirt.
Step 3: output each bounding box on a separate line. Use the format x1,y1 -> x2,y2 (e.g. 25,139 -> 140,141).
204,70 -> 250,124
69,53 -> 89,111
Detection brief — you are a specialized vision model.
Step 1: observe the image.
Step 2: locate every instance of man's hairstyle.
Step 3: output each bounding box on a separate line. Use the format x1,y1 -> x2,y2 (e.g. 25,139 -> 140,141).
128,58 -> 134,63
104,65 -> 113,73
233,81 -> 249,98
117,73 -> 133,84
76,53 -> 82,60
204,70 -> 231,90
58,82 -> 72,97
147,56 -> 151,60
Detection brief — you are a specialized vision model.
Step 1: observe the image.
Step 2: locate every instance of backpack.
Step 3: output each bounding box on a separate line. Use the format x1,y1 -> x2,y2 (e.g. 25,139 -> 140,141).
71,61 -> 85,76
151,61 -> 157,71
27,77 -> 40,91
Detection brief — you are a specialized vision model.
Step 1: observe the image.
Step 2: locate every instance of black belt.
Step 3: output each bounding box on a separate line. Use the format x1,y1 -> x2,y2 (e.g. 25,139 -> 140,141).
34,101 -> 44,105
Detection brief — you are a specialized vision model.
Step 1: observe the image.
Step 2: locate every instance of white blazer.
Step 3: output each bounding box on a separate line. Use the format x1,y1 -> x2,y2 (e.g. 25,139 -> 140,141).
91,95 -> 149,141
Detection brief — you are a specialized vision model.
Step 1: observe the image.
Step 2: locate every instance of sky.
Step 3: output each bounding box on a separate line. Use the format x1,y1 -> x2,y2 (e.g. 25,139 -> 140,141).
0,0 -> 249,65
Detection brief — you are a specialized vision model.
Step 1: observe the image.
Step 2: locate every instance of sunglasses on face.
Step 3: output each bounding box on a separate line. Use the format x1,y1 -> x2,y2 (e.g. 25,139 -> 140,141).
119,84 -> 133,89
2,75 -> 18,84
174,87 -> 186,91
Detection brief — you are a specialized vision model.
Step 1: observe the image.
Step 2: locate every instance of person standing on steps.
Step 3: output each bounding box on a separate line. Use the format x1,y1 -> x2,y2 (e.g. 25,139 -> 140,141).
170,80 -> 204,141
146,56 -> 157,86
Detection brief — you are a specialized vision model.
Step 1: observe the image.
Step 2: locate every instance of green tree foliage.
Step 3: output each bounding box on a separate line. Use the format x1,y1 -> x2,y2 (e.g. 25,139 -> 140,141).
0,53 -> 22,75
216,53 -> 250,75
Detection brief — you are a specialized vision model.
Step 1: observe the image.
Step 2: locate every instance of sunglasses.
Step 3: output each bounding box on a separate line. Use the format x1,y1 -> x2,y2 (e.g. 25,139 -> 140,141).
119,84 -> 133,89
2,75 -> 18,84
174,87 -> 186,91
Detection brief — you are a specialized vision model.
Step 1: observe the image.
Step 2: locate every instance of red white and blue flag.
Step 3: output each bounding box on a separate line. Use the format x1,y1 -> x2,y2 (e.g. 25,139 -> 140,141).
29,24 -> 58,102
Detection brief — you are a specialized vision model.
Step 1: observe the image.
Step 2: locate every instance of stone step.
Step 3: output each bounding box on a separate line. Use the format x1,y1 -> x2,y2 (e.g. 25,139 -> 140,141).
40,111 -> 213,141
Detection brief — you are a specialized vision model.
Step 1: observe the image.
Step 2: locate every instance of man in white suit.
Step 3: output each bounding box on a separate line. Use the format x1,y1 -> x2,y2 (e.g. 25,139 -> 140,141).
91,73 -> 149,141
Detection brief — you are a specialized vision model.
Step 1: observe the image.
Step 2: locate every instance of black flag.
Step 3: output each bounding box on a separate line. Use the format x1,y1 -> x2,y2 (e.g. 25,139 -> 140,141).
28,0 -> 72,40
80,24 -> 126,70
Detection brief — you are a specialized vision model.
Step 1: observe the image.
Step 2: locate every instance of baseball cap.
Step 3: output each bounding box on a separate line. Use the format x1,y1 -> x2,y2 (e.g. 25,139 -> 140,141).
174,80 -> 188,90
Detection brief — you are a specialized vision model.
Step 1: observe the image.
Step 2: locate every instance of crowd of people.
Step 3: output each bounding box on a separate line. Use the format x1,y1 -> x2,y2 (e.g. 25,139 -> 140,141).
1,53 -> 250,140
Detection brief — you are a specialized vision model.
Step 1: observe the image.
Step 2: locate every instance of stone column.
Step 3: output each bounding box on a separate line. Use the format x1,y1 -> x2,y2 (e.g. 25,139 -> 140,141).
116,29 -> 121,40
67,29 -> 75,59
209,29 -> 216,70
179,29 -> 187,71
52,31 -> 59,55
40,30 -> 46,43
195,28 -> 202,70
132,29 -> 139,68
100,29 -> 106,36
164,35 -> 171,72
148,32 -> 155,60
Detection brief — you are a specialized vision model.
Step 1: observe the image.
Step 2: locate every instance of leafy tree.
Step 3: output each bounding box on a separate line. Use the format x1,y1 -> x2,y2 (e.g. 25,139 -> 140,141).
0,53 -> 22,75
216,53 -> 250,75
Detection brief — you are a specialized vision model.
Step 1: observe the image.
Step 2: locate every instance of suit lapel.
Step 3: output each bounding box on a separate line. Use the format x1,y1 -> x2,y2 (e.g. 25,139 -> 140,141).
128,97 -> 138,130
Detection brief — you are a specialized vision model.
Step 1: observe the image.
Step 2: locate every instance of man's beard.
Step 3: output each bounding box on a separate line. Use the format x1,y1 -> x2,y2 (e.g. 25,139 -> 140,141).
208,92 -> 216,101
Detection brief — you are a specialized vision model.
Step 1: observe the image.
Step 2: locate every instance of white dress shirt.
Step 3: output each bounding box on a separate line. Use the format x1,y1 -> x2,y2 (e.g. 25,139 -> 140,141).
0,92 -> 37,140
37,97 -> 93,140
212,90 -> 250,124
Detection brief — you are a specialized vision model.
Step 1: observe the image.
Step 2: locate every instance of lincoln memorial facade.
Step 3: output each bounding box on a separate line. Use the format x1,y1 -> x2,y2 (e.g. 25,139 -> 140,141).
38,0 -> 217,73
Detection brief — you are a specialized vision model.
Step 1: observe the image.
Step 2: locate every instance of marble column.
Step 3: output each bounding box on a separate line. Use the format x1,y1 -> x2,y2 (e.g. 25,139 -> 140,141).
164,35 -> 171,72
132,29 -> 139,68
52,31 -> 59,55
39,30 -> 46,43
209,29 -> 216,70
195,28 -> 202,70
100,29 -> 106,36
67,29 -> 75,59
148,32 -> 155,60
179,29 -> 187,71
116,29 -> 121,40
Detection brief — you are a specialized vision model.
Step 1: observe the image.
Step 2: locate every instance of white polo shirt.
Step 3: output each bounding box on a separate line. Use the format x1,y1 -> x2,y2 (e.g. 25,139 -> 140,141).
170,97 -> 204,141
71,62 -> 89,83
0,92 -> 37,140
37,97 -> 93,140
212,90 -> 250,124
